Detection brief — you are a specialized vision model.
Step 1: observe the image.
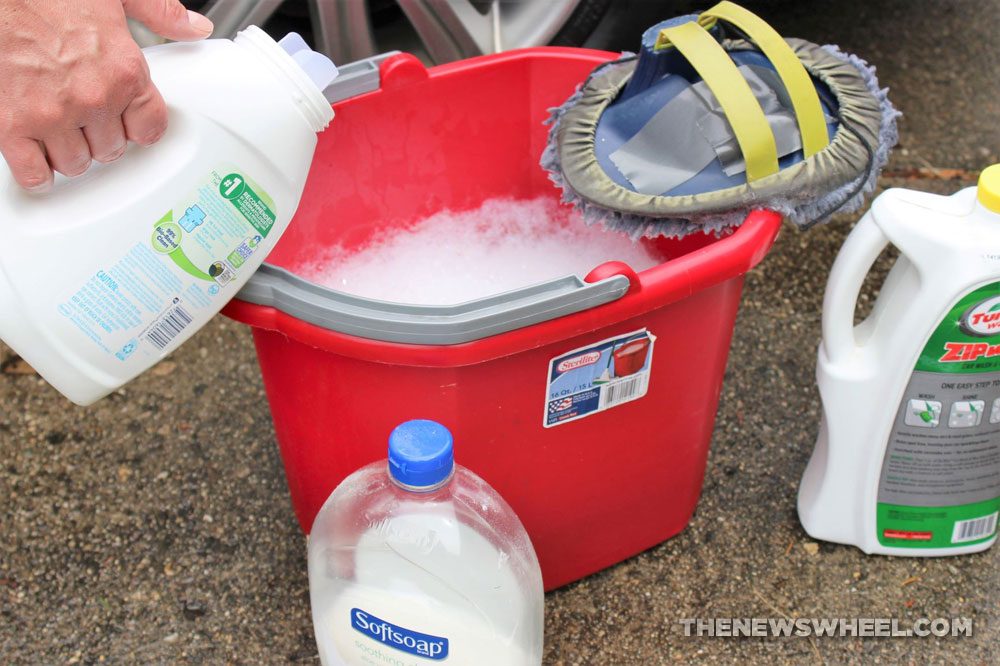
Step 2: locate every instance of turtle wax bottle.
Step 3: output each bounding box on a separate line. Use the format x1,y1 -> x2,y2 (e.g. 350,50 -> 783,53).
308,420 -> 544,665
799,166 -> 1000,556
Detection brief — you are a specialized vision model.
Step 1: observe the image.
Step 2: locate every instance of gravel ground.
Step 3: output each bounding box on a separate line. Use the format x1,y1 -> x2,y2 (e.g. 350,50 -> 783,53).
2,1 -> 998,664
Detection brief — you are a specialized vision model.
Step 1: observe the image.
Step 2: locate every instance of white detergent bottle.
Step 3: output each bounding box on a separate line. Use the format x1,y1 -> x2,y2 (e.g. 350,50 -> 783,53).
799,165 -> 1000,556
0,28 -> 336,405
308,420 -> 544,665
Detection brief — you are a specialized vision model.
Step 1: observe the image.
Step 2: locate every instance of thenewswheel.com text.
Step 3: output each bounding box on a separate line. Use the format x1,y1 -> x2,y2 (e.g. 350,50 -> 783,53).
680,617 -> 973,638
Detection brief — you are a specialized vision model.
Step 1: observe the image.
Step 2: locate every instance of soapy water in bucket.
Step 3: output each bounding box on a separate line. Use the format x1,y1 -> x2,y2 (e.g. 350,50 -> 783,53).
301,197 -> 660,305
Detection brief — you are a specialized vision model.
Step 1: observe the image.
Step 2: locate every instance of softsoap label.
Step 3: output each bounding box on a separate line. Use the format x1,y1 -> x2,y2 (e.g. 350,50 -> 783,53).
543,329 -> 655,427
877,281 -> 1000,548
56,166 -> 275,364
351,609 -> 449,661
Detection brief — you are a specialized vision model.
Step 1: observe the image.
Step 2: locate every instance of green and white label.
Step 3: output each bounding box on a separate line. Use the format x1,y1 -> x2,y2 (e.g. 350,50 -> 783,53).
219,172 -> 277,237
876,281 -> 1000,548
56,166 -> 275,362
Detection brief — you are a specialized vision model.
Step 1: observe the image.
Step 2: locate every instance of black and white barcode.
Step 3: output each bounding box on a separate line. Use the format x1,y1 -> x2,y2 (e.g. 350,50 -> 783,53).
145,305 -> 193,351
952,512 -> 998,543
600,375 -> 648,409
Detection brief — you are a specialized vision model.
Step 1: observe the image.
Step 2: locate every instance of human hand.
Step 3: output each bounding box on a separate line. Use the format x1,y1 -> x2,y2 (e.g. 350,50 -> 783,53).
0,0 -> 213,190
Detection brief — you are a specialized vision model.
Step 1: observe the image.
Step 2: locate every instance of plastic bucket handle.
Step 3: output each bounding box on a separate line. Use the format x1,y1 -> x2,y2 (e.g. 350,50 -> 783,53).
236,264 -> 632,345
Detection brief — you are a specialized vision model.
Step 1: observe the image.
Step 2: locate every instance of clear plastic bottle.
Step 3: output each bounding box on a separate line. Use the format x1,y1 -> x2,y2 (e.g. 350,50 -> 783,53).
308,420 -> 544,665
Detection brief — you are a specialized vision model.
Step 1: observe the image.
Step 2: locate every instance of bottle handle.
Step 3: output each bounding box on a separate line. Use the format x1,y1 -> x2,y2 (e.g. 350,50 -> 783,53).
821,211 -> 890,364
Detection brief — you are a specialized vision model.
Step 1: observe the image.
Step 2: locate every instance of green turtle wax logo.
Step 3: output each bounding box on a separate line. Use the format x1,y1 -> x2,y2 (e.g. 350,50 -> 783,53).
911,282 -> 1000,373
960,296 -> 1000,337
937,294 -> 1000,363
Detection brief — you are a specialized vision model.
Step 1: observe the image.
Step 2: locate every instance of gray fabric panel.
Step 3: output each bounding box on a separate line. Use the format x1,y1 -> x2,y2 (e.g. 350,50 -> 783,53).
610,65 -> 802,194
694,66 -> 802,177
607,65 -> 811,194
608,85 -> 718,194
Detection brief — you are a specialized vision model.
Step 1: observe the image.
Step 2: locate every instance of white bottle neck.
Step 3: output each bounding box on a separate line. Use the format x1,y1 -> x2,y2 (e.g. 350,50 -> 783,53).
234,26 -> 335,133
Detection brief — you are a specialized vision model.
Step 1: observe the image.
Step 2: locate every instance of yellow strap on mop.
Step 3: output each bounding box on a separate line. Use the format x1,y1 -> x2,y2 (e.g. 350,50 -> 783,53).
655,21 -> 779,182
700,1 -> 830,157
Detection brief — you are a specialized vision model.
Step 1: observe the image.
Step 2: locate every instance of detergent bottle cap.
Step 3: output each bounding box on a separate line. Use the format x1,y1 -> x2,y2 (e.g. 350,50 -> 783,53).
388,420 -> 455,491
278,32 -> 339,92
235,27 -> 335,132
977,164 -> 1000,215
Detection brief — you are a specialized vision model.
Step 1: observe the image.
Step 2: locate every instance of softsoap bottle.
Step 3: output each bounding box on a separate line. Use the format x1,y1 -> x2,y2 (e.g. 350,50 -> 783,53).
799,165 -> 1000,555
0,29 -> 336,405
308,420 -> 544,665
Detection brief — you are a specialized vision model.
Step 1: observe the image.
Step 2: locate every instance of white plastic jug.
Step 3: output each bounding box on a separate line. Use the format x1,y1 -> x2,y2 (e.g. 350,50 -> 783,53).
308,420 -> 544,665
799,165 -> 1000,555
0,28 -> 336,405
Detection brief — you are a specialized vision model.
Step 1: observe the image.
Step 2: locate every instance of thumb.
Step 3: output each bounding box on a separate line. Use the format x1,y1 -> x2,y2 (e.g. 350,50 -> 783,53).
123,0 -> 214,42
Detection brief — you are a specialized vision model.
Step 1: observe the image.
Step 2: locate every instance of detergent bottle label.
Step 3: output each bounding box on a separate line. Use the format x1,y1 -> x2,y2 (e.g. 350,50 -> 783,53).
543,329 -> 655,427
55,166 -> 276,365
876,281 -> 1000,548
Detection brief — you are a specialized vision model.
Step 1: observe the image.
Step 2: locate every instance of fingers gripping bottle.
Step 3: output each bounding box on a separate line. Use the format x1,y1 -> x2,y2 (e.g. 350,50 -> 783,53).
799,166 -> 1000,555
308,420 -> 545,665
0,29 -> 337,405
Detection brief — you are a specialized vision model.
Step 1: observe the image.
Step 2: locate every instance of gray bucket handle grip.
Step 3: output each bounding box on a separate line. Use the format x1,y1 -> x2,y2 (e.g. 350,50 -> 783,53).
324,52 -> 400,103
237,265 -> 632,345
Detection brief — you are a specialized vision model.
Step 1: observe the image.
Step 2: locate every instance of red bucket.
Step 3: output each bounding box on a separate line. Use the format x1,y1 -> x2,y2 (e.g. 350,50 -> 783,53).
223,48 -> 780,589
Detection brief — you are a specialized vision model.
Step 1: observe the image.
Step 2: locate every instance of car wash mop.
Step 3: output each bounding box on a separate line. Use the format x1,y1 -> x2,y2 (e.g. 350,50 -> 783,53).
541,1 -> 898,239
799,166 -> 1000,556
0,29 -> 337,405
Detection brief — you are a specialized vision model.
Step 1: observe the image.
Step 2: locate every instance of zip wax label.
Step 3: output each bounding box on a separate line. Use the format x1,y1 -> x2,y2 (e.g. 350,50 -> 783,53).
543,329 -> 655,428
56,167 -> 276,365
877,281 -> 1000,548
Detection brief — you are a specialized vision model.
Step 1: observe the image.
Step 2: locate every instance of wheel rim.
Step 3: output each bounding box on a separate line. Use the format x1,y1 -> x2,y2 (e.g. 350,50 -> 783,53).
134,1 -> 583,65
391,0 -> 583,64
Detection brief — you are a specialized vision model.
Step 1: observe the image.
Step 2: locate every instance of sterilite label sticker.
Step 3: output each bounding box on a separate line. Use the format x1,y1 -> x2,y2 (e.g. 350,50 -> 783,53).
543,329 -> 656,428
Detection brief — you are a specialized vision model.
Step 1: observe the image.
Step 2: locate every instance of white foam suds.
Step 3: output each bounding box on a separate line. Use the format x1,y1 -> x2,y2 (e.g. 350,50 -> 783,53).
301,197 -> 659,305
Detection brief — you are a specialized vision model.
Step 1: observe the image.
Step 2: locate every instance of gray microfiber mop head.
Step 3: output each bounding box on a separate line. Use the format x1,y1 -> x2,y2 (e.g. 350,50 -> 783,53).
541,41 -> 900,240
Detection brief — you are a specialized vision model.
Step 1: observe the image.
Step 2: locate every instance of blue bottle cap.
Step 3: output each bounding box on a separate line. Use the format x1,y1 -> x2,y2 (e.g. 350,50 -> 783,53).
388,420 -> 455,490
